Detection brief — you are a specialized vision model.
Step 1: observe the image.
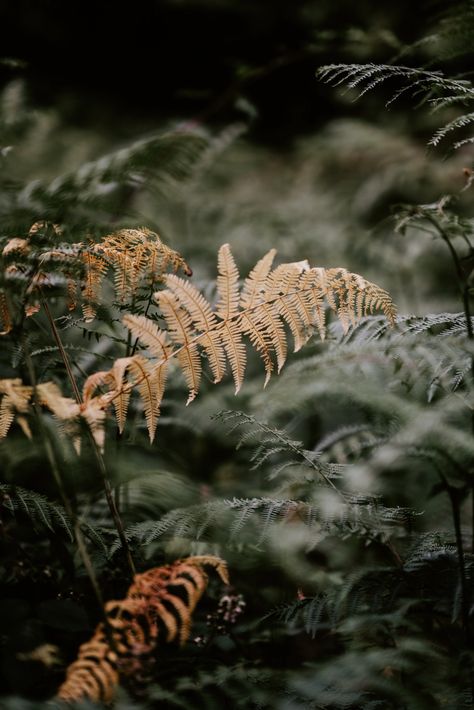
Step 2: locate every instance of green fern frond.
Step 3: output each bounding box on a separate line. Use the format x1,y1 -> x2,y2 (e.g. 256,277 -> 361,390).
0,483 -> 107,549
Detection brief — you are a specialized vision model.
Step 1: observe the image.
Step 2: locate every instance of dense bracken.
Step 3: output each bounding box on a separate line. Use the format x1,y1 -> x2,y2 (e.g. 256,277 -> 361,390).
3,2 -> 474,708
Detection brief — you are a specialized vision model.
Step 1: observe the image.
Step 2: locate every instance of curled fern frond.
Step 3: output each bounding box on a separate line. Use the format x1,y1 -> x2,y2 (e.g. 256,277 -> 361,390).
57,555 -> 228,703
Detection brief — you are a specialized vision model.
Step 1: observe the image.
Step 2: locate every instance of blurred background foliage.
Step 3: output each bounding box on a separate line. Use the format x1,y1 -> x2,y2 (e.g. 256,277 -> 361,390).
2,0 -> 474,708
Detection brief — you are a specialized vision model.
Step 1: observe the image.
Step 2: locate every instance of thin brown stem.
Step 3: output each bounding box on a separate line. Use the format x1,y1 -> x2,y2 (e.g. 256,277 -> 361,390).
40,291 -> 136,577
423,213 -> 473,339
23,340 -> 106,612
447,485 -> 471,644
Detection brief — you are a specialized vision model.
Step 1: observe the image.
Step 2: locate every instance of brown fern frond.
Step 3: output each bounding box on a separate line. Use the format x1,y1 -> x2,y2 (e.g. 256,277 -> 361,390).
239,248 -> 277,310
0,224 -> 191,328
122,314 -> 171,361
122,243 -> 396,410
165,275 -> 227,384
81,252 -> 108,322
156,290 -> 202,404
216,243 -> 240,320
82,354 -> 168,442
7,245 -> 392,445
127,356 -> 168,442
0,291 -> 13,335
83,228 -> 192,319
57,555 -> 228,704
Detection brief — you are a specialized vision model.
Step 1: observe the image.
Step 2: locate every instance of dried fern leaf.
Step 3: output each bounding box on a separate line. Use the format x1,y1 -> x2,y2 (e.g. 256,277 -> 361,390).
83,228 -> 192,319
127,355 -> 168,442
56,555 -> 228,704
0,379 -> 33,437
216,243 -> 240,320
165,274 -> 227,383
81,252 -> 108,322
123,244 -> 396,409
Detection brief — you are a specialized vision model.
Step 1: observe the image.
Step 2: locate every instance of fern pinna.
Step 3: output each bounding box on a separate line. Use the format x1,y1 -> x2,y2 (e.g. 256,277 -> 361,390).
57,555 -> 229,703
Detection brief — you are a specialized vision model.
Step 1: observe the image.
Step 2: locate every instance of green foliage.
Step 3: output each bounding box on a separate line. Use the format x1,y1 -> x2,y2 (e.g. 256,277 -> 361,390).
4,3 -> 474,708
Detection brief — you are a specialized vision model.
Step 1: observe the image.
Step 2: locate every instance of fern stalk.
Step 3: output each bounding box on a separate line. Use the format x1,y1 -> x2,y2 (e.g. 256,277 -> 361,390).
422,213 -> 474,555
446,483 -> 471,644
22,338 -> 106,614
40,293 -> 136,577
422,212 -> 473,340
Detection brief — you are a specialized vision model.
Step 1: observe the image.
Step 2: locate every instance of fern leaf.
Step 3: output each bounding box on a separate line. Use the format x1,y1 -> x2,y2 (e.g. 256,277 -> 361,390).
122,313 -> 171,360
0,379 -> 33,437
127,355 -> 168,442
219,319 -> 247,393
123,245 -> 395,410
81,252 -> 107,322
0,396 -> 16,437
239,248 -> 277,309
157,291 -> 202,404
165,274 -> 227,383
216,243 -> 240,320
56,556 -> 228,703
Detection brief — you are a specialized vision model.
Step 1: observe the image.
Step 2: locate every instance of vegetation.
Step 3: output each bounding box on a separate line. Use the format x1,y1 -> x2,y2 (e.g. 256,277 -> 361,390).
2,2 -> 474,708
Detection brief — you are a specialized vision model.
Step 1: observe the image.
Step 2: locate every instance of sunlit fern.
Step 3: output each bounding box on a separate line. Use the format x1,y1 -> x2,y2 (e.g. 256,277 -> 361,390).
0,240 -> 395,448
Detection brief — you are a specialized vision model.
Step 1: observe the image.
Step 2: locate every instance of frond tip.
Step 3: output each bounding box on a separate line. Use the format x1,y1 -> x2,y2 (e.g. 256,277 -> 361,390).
56,555 -> 229,703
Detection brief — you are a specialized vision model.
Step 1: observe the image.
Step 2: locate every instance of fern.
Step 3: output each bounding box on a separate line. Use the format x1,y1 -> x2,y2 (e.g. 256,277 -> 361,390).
0,483 -> 107,549
57,556 -> 228,703
119,243 -> 395,435
0,241 -> 395,448
0,223 -> 191,326
317,62 -> 474,149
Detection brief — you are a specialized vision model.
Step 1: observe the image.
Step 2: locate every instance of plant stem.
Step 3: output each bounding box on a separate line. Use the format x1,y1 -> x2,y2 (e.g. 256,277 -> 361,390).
23,340 -> 106,612
423,213 -> 473,339
41,293 -> 136,577
447,484 -> 471,644
424,214 -> 474,552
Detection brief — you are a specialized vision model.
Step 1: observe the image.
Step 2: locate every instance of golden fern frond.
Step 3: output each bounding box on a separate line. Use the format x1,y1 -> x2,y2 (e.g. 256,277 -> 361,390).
124,243 -> 396,405
165,274 -> 227,383
82,354 -> 168,442
156,290 -> 202,404
56,555 -> 228,704
84,227 -> 192,318
127,355 -> 168,442
0,224 -> 191,328
239,248 -> 277,309
216,243 -> 240,320
81,252 -> 108,322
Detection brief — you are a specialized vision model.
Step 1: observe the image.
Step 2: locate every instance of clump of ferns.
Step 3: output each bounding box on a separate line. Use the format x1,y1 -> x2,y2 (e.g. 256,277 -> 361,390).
0,219 -> 397,668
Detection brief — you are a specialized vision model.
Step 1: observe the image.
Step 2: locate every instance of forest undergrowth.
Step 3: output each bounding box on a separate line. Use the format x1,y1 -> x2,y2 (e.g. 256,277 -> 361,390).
3,4 -> 474,708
